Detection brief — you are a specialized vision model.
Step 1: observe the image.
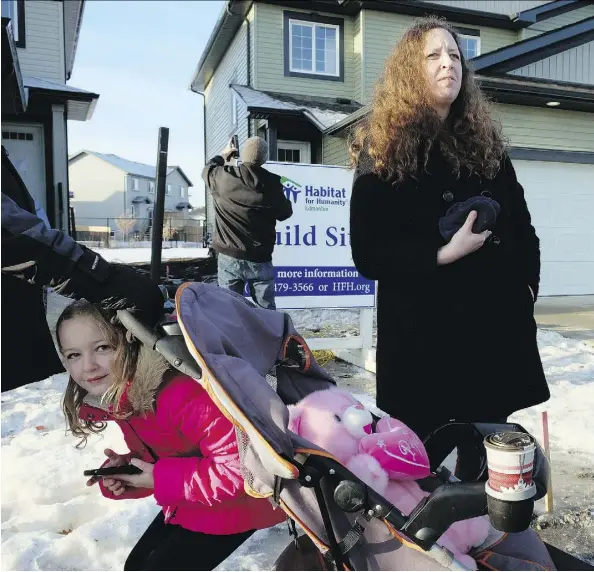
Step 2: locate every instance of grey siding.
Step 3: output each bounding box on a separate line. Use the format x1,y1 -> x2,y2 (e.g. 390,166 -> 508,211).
253,3 -> 356,99
509,41 -> 594,84
323,136 -> 349,166
353,12 -> 363,103
165,170 -> 191,210
495,104 -> 594,152
417,1 -> 547,16
362,10 -> 517,102
203,9 -> 253,228
17,0 -> 65,83
321,103 -> 594,169
69,154 -> 126,222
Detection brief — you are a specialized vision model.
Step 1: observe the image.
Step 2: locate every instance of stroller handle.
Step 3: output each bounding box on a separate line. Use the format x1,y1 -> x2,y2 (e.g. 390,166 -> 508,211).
117,310 -> 203,381
116,310 -> 160,349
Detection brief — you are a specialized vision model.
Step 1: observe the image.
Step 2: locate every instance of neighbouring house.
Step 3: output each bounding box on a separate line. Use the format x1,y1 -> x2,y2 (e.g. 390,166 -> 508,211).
1,0 -> 99,232
68,150 -> 194,240
190,0 -> 594,296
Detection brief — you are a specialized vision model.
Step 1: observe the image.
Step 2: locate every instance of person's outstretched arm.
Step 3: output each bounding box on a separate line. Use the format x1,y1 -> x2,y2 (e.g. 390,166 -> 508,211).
2,192 -> 164,326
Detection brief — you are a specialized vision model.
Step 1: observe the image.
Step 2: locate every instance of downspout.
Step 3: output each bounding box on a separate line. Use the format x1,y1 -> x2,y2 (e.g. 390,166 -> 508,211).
191,89 -> 208,233
229,0 -> 252,137
245,11 -> 251,137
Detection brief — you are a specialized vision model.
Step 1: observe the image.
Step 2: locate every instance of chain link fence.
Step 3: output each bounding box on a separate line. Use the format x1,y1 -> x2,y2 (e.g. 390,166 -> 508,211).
74,217 -> 205,248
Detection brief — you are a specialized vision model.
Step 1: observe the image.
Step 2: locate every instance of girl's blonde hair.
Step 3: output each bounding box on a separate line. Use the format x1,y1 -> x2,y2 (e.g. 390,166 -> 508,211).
349,16 -> 505,182
56,300 -> 140,448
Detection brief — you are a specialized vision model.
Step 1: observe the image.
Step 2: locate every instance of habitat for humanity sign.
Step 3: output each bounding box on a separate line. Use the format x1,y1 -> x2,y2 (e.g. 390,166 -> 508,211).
264,162 -> 375,310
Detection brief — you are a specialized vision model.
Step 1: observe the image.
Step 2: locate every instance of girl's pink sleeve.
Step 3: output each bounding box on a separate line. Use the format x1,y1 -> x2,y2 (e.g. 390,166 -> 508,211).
152,379 -> 244,507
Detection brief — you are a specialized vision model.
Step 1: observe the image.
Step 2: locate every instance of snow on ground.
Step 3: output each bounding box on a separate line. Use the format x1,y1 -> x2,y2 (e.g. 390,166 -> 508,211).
94,247 -> 209,265
1,324 -> 593,570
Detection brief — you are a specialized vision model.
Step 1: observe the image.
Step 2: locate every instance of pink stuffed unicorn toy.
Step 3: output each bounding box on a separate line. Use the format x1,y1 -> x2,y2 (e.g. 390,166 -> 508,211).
288,388 -> 491,570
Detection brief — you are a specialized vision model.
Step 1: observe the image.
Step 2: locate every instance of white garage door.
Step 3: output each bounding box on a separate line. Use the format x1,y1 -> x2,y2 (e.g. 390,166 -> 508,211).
513,159 -> 594,296
2,124 -> 47,211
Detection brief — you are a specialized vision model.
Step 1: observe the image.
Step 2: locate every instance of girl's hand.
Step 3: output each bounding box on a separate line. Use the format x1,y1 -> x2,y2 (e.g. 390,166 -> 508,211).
86,448 -> 129,487
102,477 -> 127,497
438,211 -> 491,265
110,458 -> 155,490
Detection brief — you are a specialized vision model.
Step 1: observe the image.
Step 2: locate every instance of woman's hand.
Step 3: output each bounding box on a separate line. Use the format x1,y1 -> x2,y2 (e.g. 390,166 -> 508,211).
110,458 -> 155,490
437,211 -> 491,265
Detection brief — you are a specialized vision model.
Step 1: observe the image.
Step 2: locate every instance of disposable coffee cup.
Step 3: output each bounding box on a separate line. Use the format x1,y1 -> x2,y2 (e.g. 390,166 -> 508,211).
484,432 -> 536,501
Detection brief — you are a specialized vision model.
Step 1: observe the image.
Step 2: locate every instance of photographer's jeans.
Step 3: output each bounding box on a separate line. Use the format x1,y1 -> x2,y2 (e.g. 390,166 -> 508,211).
217,253 -> 276,310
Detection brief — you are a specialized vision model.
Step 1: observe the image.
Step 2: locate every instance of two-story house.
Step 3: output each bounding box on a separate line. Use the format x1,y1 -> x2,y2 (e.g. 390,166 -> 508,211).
190,0 -> 594,296
68,150 -> 194,236
1,0 -> 99,232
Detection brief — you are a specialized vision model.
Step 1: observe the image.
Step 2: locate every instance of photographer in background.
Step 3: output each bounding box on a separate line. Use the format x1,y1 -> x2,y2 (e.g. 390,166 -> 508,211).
202,136 -> 292,310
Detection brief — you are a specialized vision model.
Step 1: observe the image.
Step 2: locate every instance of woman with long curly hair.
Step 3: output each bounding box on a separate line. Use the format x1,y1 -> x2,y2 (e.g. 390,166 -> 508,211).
349,17 -> 549,441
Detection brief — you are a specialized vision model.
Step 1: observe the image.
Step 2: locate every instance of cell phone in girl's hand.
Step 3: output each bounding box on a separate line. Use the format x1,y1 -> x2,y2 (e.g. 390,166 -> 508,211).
83,465 -> 142,477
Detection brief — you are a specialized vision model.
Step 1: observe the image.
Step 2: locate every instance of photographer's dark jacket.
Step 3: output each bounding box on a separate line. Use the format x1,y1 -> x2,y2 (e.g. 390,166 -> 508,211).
350,147 -> 549,436
202,156 -> 293,262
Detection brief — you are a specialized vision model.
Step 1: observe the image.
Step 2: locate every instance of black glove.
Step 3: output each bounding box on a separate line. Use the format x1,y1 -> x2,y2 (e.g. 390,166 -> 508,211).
439,196 -> 501,242
54,248 -> 166,328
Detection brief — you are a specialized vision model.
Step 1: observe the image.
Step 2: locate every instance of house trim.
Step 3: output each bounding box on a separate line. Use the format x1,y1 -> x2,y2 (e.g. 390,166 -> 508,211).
1,17 -> 26,114
23,77 -> 99,122
68,151 -> 194,187
15,0 -> 25,48
512,0 -> 593,26
325,73 -> 594,137
471,16 -> 594,74
283,10 -> 345,82
189,0 -> 254,93
190,0 -> 594,93
508,147 -> 594,164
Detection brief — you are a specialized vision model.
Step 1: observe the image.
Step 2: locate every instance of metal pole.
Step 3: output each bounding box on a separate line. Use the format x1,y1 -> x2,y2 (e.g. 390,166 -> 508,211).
151,127 -> 169,283
542,411 -> 554,513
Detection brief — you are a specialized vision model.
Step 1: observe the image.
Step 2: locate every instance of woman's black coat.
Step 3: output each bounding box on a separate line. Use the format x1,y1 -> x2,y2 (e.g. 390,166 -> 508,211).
350,148 -> 549,438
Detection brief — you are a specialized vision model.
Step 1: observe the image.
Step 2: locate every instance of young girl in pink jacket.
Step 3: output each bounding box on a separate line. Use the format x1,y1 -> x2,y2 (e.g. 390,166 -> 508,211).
56,300 -> 285,570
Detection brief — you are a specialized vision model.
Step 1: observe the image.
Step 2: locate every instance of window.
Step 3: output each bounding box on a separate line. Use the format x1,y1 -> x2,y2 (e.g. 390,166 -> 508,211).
284,11 -> 344,81
166,184 -> 172,196
179,186 -> 184,198
454,27 -> 480,60
277,141 -> 311,163
131,177 -> 139,191
148,181 -> 155,193
458,35 -> 480,59
1,0 -> 25,47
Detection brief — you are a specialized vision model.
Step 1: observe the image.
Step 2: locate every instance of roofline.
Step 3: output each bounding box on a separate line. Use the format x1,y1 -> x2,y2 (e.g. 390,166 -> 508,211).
68,151 -> 194,185
472,16 -> 594,74
189,1 -> 254,93
190,0 -> 593,97
325,74 -> 594,136
1,17 -> 27,113
512,0 -> 591,25
360,0 -> 518,29
65,0 -> 86,80
169,166 -> 194,187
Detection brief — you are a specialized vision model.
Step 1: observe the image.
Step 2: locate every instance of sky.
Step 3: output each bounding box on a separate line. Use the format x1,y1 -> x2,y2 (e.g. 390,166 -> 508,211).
67,0 -> 227,207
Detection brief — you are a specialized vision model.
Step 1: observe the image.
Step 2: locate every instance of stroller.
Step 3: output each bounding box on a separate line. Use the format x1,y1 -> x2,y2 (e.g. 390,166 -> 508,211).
118,282 -> 592,571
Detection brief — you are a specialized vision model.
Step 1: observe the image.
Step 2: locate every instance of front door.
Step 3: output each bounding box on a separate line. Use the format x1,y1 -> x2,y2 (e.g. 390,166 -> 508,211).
2,124 -> 46,212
